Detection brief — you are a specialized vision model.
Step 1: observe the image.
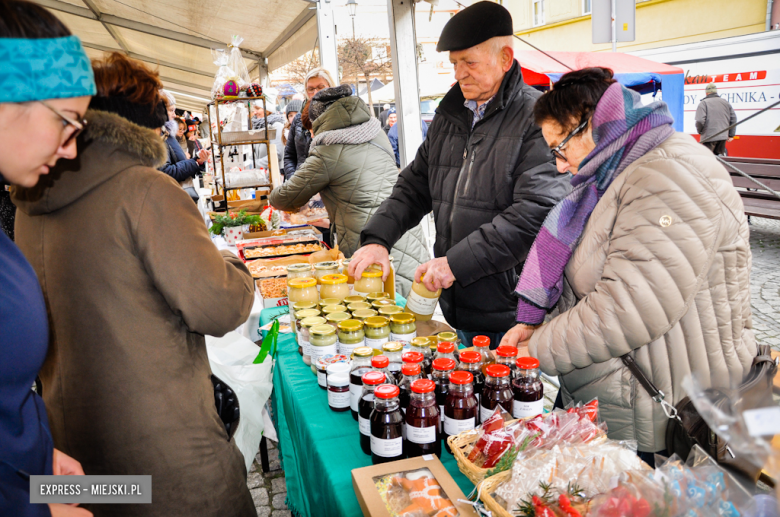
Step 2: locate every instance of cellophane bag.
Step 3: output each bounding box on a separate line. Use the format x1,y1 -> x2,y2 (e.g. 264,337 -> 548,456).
211,48 -> 235,100
280,194 -> 329,226
226,35 -> 250,89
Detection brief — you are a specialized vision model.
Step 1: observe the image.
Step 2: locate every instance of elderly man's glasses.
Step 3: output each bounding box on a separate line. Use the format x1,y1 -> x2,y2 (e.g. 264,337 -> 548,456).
40,100 -> 87,147
551,119 -> 587,162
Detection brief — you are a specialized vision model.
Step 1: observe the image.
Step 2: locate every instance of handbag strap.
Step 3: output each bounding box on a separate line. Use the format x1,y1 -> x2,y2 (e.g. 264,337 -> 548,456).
621,353 -> 683,421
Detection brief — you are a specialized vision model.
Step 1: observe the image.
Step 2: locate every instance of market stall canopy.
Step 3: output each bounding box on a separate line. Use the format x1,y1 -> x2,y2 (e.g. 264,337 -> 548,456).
515,51 -> 685,131
362,73 -> 456,104
33,0 -> 317,113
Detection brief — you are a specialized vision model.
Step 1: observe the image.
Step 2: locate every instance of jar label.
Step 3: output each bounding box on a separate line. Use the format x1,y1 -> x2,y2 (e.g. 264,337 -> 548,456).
406,290 -> 439,316
350,384 -> 362,412
317,371 -> 327,388
390,331 -> 417,342
338,339 -> 365,356
443,415 -> 475,435
366,337 -> 388,351
406,424 -> 437,444
299,337 -> 311,357
328,390 -> 350,408
359,415 -> 371,436
512,399 -> 544,419
480,403 -> 498,423
371,435 -> 403,458
310,343 -> 338,364
348,284 -> 355,296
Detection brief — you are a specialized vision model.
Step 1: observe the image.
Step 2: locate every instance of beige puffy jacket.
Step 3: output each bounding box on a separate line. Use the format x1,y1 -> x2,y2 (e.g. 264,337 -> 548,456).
528,133 -> 756,452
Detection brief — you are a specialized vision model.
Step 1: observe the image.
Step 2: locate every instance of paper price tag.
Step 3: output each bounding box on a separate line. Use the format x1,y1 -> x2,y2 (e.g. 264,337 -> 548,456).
743,406 -> 780,437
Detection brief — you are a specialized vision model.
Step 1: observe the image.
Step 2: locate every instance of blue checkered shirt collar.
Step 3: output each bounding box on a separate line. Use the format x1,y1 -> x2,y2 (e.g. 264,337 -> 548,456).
464,95 -> 495,129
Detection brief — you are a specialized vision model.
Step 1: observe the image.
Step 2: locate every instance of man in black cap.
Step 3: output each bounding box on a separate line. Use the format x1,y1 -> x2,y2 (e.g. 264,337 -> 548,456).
349,1 -> 569,347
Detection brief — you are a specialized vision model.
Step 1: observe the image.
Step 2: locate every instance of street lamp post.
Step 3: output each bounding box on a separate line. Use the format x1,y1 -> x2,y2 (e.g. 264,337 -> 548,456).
347,0 -> 358,96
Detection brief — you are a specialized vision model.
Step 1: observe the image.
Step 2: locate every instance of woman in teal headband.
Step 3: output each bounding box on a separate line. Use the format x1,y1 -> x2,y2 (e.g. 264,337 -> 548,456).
0,1 -> 94,517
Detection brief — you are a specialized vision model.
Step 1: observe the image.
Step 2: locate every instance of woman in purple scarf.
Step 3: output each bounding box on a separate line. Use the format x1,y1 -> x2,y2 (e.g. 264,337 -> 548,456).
501,68 -> 755,464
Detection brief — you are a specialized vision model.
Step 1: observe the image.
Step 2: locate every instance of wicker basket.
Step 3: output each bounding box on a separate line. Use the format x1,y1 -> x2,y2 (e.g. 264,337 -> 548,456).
475,470 -> 513,517
447,419 -> 520,485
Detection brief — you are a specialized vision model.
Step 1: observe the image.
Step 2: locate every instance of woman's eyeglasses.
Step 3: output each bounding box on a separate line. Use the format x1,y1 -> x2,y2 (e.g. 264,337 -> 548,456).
306,85 -> 327,95
551,119 -> 588,162
40,101 -> 87,147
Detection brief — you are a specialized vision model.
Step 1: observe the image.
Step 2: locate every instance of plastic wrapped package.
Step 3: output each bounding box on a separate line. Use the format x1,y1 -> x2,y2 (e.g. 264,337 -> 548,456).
372,467 -> 460,517
210,36 -> 251,99
211,49 -> 235,100
280,193 -> 329,226
215,169 -> 269,189
225,35 -> 250,90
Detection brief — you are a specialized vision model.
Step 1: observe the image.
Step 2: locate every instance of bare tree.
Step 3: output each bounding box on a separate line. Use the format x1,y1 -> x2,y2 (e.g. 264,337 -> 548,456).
280,49 -> 320,86
338,37 -> 393,114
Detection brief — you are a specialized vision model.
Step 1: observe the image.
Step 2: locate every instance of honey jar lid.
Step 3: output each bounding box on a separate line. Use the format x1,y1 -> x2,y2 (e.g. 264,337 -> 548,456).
411,379 -> 435,394
449,371 -> 474,385
344,295 -> 366,305
496,345 -> 519,358
371,355 -> 389,368
402,351 -> 424,364
485,364 -> 511,378
319,298 -> 342,307
362,371 -> 386,385
300,316 -> 327,328
366,292 -> 391,301
352,346 -> 373,358
361,268 -> 383,279
320,274 -> 347,285
326,312 -> 351,323
459,350 -> 482,364
364,316 -> 389,328
391,313 -> 415,325
337,319 -> 364,332
287,264 -> 312,273
374,384 -> 400,399
321,305 -> 346,314
352,309 -> 378,320
310,324 -> 336,336
314,261 -> 339,270
432,358 -> 456,371
293,301 -> 318,310
289,278 -> 317,289
372,299 -> 395,309
516,357 -> 540,370
295,309 -> 321,320
410,336 -> 429,347
382,341 -> 404,353
437,332 -> 459,343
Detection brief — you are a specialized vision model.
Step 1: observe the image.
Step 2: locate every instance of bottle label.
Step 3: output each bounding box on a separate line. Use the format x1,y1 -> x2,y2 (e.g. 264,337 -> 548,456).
512,399 -> 544,419
310,343 -> 338,364
366,337 -> 388,351
328,390 -> 350,408
371,435 -> 403,458
480,403 -> 498,423
359,415 -> 371,436
390,331 -> 417,342
407,424 -> 437,444
317,371 -> 327,388
300,337 -> 311,357
443,415 -> 475,435
406,290 -> 439,316
338,339 -> 365,356
350,384 -> 363,412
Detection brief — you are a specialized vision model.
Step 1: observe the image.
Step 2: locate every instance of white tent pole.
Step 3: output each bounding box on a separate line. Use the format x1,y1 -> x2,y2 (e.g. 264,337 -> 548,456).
386,0 -> 423,168
316,0 -> 339,81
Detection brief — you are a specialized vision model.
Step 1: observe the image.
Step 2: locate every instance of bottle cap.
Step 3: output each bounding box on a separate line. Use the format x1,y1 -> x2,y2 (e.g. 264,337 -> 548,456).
411,379 -> 436,394
382,341 -> 404,353
437,331 -> 458,343
472,335 -> 490,348
516,357 -> 540,370
459,350 -> 481,364
437,342 -> 455,354
449,371 -> 474,385
410,337 -> 430,348
485,364 -> 511,378
375,384 -> 400,399
432,358 -> 456,372
371,355 -> 390,368
326,362 -> 351,376
352,346 -> 373,358
402,363 -> 422,376
327,374 -> 349,387
362,371 -> 386,385
496,345 -> 519,358
402,351 -> 424,364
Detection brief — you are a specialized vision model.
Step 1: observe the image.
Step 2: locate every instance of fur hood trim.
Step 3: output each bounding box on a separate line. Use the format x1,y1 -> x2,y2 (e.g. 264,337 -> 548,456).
85,109 -> 167,168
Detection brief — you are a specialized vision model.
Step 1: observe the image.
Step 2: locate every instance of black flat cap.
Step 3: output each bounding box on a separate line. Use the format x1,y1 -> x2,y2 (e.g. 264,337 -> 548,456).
436,1 -> 513,52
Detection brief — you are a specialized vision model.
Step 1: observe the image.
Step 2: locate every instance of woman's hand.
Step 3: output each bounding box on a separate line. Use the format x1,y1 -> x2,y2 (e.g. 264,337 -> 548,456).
49,504 -> 92,516
52,449 -> 85,476
500,324 -> 537,352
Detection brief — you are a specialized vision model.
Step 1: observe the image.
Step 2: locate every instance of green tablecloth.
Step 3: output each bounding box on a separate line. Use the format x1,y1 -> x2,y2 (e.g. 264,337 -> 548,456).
262,307 -> 475,517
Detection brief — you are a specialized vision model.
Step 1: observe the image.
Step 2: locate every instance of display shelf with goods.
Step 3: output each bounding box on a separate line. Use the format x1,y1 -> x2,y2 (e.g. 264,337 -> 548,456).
207,96 -> 274,212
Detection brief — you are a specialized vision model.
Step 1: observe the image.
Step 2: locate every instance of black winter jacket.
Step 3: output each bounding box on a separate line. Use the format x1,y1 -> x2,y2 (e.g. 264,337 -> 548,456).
283,112 -> 312,180
361,62 -> 570,333
160,134 -> 202,182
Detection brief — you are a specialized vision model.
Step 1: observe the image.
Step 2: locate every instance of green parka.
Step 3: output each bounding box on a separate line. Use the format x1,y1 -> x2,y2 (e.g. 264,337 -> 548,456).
269,96 -> 430,297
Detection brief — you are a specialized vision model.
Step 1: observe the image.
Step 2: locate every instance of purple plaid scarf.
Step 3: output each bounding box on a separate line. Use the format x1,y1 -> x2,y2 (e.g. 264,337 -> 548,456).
514,82 -> 675,325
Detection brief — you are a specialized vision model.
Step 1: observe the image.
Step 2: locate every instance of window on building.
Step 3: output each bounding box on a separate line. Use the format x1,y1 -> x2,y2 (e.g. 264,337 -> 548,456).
583,0 -> 592,14
533,0 -> 545,26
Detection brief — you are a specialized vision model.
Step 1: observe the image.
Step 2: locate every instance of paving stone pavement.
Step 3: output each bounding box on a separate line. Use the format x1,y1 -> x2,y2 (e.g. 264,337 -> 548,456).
247,217 -> 780,516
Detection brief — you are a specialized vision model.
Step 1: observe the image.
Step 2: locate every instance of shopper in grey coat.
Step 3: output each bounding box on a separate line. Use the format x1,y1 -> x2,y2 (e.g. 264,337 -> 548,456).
695,83 -> 737,155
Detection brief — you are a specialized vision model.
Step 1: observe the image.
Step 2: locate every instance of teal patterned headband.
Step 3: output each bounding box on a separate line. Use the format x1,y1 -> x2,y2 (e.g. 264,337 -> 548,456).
0,36 -> 96,103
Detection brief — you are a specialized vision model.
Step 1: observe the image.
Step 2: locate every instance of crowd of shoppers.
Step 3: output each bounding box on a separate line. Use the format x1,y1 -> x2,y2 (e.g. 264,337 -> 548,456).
1,0 -> 761,514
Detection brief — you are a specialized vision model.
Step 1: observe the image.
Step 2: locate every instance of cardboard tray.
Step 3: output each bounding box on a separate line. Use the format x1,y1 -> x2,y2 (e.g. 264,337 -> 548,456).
352,455 -> 477,517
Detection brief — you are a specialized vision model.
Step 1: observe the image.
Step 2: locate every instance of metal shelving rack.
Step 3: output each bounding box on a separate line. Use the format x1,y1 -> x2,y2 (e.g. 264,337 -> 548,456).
207,96 -> 272,212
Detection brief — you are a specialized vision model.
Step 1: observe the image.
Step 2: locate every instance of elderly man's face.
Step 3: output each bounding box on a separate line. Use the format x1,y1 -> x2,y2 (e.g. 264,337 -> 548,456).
449,37 -> 514,104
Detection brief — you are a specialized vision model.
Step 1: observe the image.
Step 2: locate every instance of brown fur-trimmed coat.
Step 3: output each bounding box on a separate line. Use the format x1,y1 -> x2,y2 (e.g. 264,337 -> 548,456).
12,110 -> 256,517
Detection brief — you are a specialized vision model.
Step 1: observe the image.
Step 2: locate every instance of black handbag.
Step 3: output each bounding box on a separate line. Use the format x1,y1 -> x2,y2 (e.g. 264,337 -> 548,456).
211,374 -> 240,440
622,344 -> 777,478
